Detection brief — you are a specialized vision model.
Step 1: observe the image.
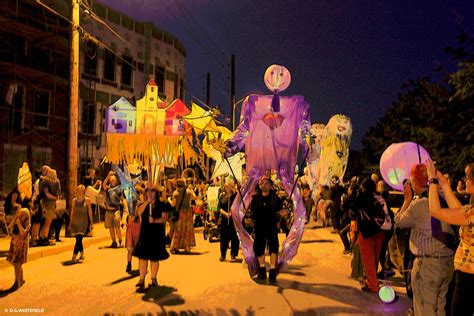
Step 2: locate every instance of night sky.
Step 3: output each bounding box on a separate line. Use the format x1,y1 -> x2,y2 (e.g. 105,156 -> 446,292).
99,0 -> 474,149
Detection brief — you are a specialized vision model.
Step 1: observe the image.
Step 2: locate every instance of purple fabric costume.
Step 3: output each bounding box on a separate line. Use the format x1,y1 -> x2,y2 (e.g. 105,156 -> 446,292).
225,94 -> 311,276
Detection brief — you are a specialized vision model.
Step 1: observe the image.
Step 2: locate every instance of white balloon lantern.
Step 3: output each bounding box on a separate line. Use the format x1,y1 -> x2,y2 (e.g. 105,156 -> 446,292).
379,142 -> 431,191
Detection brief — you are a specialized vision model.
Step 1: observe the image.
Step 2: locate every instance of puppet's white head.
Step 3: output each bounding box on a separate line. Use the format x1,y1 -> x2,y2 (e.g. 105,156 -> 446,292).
264,64 -> 291,93
326,114 -> 352,140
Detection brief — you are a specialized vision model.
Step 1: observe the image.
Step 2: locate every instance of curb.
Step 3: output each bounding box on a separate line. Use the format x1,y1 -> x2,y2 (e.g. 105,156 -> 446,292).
0,235 -> 110,270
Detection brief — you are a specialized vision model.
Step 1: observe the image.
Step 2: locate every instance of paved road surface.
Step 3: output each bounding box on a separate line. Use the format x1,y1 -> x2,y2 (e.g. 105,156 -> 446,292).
0,224 -> 411,315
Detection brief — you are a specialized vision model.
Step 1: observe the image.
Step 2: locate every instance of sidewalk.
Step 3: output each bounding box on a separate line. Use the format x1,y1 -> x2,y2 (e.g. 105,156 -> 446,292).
0,222 -> 111,269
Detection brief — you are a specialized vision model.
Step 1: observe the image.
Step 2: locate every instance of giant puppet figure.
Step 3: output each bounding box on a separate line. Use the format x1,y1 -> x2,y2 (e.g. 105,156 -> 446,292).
304,123 -> 325,200
316,114 -> 352,186
223,65 -> 312,277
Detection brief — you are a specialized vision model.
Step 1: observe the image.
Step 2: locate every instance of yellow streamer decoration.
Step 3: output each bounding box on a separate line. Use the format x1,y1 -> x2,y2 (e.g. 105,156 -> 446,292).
106,134 -> 197,167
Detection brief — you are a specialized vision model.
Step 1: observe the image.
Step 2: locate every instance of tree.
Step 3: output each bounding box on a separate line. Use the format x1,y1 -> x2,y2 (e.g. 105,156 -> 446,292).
360,32 -> 474,180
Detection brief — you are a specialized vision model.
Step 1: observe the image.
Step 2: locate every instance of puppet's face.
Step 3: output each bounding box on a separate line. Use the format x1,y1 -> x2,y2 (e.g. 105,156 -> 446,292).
326,115 -> 352,139
264,64 -> 291,93
311,123 -> 325,142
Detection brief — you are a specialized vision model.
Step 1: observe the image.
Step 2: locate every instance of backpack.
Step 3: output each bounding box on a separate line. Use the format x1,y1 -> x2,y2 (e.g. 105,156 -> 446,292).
358,194 -> 392,238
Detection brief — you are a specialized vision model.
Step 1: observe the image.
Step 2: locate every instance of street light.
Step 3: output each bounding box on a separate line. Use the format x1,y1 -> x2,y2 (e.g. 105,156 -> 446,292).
232,97 -> 246,130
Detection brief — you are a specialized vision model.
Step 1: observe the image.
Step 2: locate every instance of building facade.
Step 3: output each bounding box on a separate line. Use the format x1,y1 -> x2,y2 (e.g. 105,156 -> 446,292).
78,1 -> 186,175
0,0 -> 186,193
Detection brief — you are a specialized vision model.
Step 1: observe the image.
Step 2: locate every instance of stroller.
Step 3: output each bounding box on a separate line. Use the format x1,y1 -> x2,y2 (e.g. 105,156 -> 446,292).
203,207 -> 220,242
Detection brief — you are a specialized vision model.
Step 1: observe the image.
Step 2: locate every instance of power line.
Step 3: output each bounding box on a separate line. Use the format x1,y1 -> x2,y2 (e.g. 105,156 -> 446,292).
157,0 -> 228,71
175,0 -> 228,64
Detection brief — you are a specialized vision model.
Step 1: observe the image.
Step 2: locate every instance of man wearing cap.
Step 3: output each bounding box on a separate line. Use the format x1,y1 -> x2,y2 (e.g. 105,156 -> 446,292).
395,163 -> 455,316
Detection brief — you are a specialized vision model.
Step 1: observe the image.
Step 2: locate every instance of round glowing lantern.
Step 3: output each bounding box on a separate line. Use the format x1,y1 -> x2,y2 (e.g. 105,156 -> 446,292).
380,142 -> 431,191
379,285 -> 396,303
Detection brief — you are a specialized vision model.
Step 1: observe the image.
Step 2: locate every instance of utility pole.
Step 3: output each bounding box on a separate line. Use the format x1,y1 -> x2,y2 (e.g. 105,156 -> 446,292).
67,0 -> 80,210
230,54 -> 235,130
206,72 -> 211,106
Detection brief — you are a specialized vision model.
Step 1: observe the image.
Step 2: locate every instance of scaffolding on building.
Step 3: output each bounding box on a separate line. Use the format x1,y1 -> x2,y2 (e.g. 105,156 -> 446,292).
0,0 -> 70,194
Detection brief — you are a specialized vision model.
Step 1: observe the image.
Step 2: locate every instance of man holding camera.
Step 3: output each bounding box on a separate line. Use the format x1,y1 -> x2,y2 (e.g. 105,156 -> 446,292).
395,164 -> 456,316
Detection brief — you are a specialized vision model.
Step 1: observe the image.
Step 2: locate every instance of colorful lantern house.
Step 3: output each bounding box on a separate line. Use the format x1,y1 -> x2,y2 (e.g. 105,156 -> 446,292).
105,79 -> 197,176
165,99 -> 191,136
136,79 -> 167,135
106,96 -> 136,134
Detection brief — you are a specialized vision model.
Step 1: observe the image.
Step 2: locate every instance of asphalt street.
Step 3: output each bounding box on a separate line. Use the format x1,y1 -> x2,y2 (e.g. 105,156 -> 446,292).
0,224 -> 411,315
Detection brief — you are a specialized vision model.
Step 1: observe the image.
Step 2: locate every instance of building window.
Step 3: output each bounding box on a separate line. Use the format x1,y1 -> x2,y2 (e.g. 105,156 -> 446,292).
103,50 -> 116,81
155,66 -> 165,94
7,84 -> 26,133
179,78 -> 184,99
174,74 -> 178,99
33,91 -> 50,129
121,56 -> 133,87
84,41 -> 98,76
32,147 -> 52,177
3,145 -> 27,192
82,102 -> 95,135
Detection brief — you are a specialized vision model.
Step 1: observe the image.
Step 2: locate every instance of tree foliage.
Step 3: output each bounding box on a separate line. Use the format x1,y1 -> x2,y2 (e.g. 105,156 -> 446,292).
360,32 -> 474,180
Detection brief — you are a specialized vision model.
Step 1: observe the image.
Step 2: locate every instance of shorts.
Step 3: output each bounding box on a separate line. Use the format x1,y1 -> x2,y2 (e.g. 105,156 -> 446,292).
31,205 -> 43,224
105,210 -> 120,229
40,200 -> 56,220
253,228 -> 279,257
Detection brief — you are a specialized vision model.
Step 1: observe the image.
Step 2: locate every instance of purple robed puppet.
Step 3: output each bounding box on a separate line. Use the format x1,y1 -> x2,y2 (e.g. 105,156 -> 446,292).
224,65 -> 312,277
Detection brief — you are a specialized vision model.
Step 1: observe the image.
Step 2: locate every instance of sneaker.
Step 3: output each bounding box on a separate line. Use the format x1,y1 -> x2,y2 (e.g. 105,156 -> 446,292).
343,249 -> 352,255
135,279 -> 145,287
230,256 -> 237,262
126,263 -> 132,273
110,241 -> 118,248
56,239 -> 62,242
268,268 -> 277,283
257,267 -> 267,280
219,256 -> 225,262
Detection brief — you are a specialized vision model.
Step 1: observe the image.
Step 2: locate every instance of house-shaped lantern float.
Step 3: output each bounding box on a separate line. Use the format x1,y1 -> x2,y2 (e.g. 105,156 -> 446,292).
106,96 -> 136,134
136,79 -> 167,135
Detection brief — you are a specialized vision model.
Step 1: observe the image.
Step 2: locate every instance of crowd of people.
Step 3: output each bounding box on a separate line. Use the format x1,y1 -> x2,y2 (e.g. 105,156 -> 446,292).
1,160 -> 473,315
297,161 -> 473,316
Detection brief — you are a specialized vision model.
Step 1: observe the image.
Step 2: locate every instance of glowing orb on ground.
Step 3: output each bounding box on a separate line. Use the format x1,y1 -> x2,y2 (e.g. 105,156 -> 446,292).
379,285 -> 396,303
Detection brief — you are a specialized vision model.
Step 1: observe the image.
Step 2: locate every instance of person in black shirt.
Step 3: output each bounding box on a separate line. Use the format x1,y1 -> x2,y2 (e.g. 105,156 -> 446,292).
249,176 -> 283,283
218,181 -> 239,262
4,186 -> 22,216
329,176 -> 346,233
